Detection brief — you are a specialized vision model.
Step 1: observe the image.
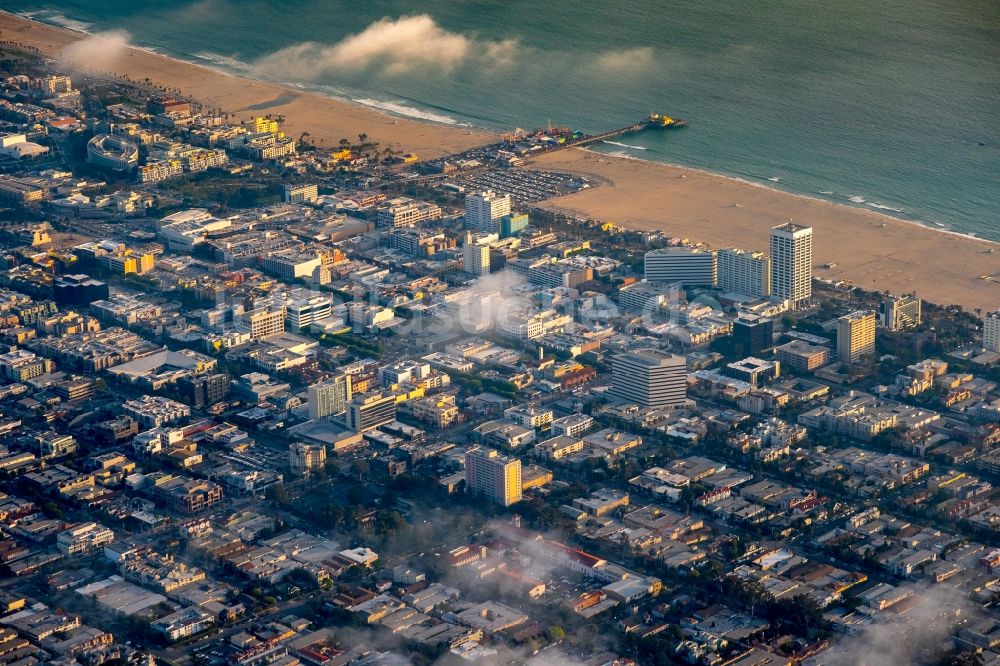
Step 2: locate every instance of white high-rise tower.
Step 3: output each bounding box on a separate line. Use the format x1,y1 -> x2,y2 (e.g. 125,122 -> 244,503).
770,223 -> 813,310
465,191 -> 511,234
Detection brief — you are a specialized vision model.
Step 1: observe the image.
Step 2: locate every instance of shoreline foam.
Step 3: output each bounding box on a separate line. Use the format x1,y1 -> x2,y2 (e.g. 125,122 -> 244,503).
575,147 -> 998,249
0,10 -> 493,159
10,10 -> 477,137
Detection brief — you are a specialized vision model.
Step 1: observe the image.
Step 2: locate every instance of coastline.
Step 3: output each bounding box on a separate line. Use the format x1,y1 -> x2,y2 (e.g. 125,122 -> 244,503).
528,148 -> 999,312
582,146 -> 997,248
2,11 -> 996,312
0,10 -> 494,159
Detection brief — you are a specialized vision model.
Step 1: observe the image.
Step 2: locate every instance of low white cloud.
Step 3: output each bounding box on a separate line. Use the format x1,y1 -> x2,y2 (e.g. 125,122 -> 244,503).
254,14 -> 518,79
482,39 -> 520,70
593,47 -> 655,75
820,583 -> 978,666
58,30 -> 132,72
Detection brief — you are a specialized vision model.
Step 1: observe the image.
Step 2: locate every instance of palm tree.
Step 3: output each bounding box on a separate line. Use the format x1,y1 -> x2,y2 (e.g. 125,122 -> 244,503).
339,138 -> 350,148
358,132 -> 368,146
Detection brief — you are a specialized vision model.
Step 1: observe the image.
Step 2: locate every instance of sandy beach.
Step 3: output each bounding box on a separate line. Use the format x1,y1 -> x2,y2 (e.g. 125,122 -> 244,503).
0,11 -> 493,159
530,149 -> 999,312
2,11 -> 996,312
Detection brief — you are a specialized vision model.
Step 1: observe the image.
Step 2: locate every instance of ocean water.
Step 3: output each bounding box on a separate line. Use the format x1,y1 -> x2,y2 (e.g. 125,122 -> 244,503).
7,0 -> 1000,241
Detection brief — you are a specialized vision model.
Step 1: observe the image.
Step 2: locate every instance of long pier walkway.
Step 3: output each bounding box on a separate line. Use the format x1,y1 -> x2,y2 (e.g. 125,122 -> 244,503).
571,122 -> 646,147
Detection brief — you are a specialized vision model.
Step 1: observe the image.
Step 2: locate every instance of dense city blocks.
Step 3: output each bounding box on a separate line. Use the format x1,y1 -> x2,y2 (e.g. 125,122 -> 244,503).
0,14 -> 998,666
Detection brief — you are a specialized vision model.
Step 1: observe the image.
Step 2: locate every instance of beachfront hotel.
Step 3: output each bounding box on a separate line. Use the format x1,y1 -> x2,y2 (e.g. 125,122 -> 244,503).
643,246 -> 718,287
717,248 -> 771,298
86,133 -> 139,172
770,223 -> 813,310
880,293 -> 922,331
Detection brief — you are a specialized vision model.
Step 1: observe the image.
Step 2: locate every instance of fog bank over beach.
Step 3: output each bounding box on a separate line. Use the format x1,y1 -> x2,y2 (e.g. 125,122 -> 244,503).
0,12 -> 493,159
